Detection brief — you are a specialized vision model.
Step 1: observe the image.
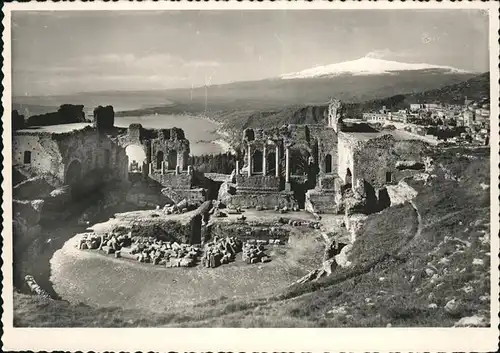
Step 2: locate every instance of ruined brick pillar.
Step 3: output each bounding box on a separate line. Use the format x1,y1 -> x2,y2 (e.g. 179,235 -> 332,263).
285,147 -> 290,183
275,144 -> 280,178
262,144 -> 267,176
247,145 -> 252,177
175,165 -> 181,175
187,165 -> 192,175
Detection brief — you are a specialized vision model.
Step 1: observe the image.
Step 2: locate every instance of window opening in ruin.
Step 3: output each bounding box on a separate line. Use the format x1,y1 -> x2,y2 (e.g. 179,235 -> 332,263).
291,149 -> 309,175
125,144 -> 146,172
252,150 -> 263,174
267,152 -> 276,174
156,151 -> 164,170
23,151 -> 31,164
386,171 -> 393,183
325,154 -> 332,173
345,168 -> 352,185
168,150 -> 177,170
244,129 -> 255,141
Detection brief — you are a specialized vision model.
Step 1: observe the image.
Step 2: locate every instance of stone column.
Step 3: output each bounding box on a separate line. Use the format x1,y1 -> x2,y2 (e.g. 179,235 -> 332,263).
275,145 -> 279,178
175,165 -> 181,175
285,147 -> 290,183
262,144 -> 267,176
235,160 -> 239,174
165,161 -> 169,171
247,145 -> 252,177
187,165 -> 192,175
148,163 -> 153,175
161,161 -> 165,175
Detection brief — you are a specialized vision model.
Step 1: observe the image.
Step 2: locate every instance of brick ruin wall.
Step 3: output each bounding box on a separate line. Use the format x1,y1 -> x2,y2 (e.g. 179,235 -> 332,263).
119,124 -> 190,171
13,133 -> 64,183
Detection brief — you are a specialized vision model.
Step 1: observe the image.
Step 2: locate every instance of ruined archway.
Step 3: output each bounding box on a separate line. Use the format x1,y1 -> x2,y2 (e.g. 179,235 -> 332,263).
156,151 -> 164,170
267,152 -> 276,175
345,168 -> 352,186
125,144 -> 146,173
65,160 -> 82,186
324,154 -> 332,173
291,148 -> 310,175
168,150 -> 177,170
244,129 -> 255,141
252,150 -> 263,174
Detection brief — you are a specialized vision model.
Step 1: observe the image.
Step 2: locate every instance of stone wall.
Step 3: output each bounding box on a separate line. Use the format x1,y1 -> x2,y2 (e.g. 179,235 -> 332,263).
305,189 -> 341,214
149,172 -> 193,189
119,124 -> 190,171
26,104 -> 86,127
352,135 -> 428,190
209,222 -> 291,242
93,105 -> 115,130
13,126 -> 129,194
235,175 -> 280,192
337,132 -> 357,185
338,132 -> 428,189
161,188 -> 207,205
13,133 -> 63,183
228,190 -> 298,210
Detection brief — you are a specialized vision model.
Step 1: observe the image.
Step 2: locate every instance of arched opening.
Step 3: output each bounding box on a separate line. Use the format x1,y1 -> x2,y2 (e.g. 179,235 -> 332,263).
324,154 -> 332,173
168,150 -> 177,170
252,150 -> 263,174
65,160 -> 82,185
385,171 -> 393,183
125,144 -> 146,173
291,149 -> 310,175
244,129 -> 255,141
156,151 -> 164,170
23,151 -> 31,164
267,152 -> 276,175
345,168 -> 352,186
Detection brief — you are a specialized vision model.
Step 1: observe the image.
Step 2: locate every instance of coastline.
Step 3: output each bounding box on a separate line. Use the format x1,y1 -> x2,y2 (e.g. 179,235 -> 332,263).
194,113 -> 237,154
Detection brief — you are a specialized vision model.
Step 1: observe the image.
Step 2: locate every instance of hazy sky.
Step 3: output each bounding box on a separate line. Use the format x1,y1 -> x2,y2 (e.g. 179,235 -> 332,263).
12,10 -> 489,96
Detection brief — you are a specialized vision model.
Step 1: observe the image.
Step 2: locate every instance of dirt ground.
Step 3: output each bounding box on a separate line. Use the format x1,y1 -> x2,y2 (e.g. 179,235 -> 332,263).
50,227 -> 326,313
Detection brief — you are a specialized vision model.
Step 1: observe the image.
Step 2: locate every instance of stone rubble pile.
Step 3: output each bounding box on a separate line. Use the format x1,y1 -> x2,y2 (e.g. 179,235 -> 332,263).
77,232 -> 132,252
201,236 -> 243,268
246,238 -> 285,246
77,232 -> 201,267
162,198 -> 194,215
129,237 -> 201,267
242,241 -> 271,264
278,217 -> 321,229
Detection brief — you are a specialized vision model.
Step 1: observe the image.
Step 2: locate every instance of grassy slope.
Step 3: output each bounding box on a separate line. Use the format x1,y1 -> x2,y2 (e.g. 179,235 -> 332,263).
13,147 -> 490,327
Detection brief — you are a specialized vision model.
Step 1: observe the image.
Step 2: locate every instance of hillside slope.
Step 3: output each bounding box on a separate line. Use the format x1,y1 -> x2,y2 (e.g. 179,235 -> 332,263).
202,72 -> 489,133
108,70 -> 477,119
353,72 -> 490,114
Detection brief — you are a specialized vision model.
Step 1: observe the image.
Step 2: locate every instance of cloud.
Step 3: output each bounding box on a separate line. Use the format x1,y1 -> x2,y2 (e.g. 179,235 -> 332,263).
78,53 -> 219,70
365,48 -> 417,60
13,52 -> 220,93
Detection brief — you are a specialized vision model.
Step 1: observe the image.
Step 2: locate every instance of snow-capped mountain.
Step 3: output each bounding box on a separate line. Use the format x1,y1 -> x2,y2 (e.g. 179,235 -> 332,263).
280,57 -> 469,80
